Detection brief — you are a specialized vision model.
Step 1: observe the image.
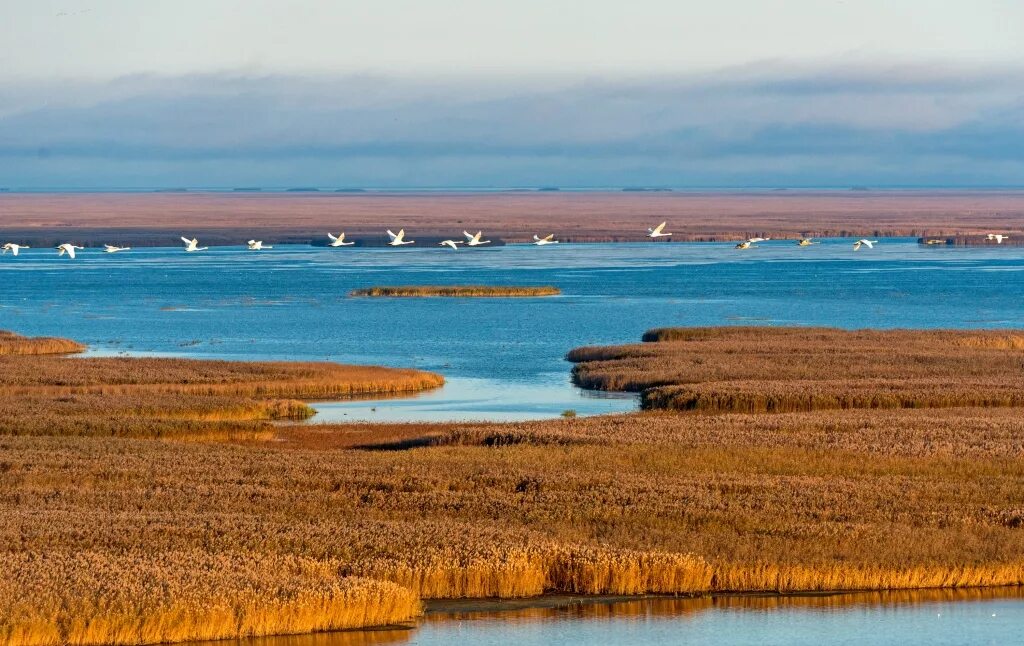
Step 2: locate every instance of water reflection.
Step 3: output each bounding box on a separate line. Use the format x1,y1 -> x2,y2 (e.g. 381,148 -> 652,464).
186,588 -> 1024,646
308,375 -> 637,423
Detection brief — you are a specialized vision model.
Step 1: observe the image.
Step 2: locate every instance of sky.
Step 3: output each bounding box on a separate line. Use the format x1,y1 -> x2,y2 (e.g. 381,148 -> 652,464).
1,0 -> 1023,188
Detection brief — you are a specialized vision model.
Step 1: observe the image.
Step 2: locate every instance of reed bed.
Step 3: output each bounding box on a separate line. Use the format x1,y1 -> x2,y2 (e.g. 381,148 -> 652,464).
0,332 -> 443,439
0,332 -> 84,356
0,551 -> 420,646
3,403 -> 1024,621
5,327 -> 1024,644
350,286 -> 560,297
568,327 -> 1024,412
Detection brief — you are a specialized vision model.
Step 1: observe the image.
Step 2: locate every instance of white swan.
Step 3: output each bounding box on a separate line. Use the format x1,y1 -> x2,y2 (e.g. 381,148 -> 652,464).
56,243 -> 84,258
747,237 -> 770,244
647,222 -> 672,238
386,229 -> 415,246
103,244 -> 130,253
797,238 -> 817,246
2,243 -> 28,256
327,232 -> 354,247
463,230 -> 491,246
735,241 -> 754,250
181,237 -> 208,252
439,239 -> 464,250
247,240 -> 272,250
853,239 -> 878,251
533,234 -> 559,246
987,233 -> 1009,244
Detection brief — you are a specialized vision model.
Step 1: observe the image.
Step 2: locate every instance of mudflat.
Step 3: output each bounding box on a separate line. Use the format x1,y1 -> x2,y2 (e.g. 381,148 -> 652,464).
3,190 -> 1023,245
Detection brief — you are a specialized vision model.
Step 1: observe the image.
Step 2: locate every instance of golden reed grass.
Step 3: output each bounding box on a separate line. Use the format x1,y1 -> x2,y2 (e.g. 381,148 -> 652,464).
568,326 -> 1024,411
0,331 -> 84,356
0,551 -> 420,646
3,328 -> 1024,644
350,286 -> 560,297
0,332 -> 443,439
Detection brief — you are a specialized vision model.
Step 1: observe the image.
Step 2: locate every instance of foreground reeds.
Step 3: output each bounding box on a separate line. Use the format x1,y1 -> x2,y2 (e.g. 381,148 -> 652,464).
0,551 -> 420,646
4,327 -> 1024,644
568,326 -> 1024,411
350,286 -> 560,297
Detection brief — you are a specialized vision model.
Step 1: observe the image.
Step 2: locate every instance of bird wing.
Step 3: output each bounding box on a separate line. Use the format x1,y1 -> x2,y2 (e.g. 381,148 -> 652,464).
181,237 -> 194,245
386,230 -> 398,241
652,222 -> 666,234
67,246 -> 76,258
463,231 -> 475,242
327,233 -> 338,241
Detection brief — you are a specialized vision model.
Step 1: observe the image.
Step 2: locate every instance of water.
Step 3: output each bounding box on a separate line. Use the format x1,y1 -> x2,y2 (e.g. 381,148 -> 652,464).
3,238 -> 1024,419
186,590 -> 1024,646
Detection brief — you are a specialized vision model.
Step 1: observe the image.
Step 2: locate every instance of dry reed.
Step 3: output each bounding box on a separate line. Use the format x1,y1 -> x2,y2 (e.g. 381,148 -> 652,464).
568,327 -> 1024,412
0,331 -> 84,356
0,551 -> 420,646
4,327 -> 1024,645
0,331 -> 443,439
350,286 -> 560,297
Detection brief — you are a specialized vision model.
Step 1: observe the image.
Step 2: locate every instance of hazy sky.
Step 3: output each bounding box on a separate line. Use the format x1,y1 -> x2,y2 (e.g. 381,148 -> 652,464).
1,1 -> 1022,187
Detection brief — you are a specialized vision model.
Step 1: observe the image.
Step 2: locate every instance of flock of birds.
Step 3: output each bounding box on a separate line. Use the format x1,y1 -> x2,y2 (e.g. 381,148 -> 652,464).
0,223 -> 1013,259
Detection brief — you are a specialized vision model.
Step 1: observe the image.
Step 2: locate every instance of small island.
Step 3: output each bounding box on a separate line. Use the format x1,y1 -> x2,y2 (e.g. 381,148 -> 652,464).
350,285 -> 561,297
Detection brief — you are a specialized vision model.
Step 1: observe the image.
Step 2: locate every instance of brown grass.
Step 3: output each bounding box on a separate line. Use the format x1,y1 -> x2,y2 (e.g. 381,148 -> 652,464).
350,286 -> 560,298
0,332 -> 443,440
0,551 -> 420,646
568,327 -> 1024,412
0,331 -> 84,356
4,327 -> 1024,644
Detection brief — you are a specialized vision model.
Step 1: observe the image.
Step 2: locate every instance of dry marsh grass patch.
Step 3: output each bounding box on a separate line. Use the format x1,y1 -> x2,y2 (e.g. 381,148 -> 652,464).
568,327 -> 1024,412
350,285 -> 560,297
0,331 -> 84,356
5,327 -> 1024,643
0,551 -> 420,646
0,331 -> 443,440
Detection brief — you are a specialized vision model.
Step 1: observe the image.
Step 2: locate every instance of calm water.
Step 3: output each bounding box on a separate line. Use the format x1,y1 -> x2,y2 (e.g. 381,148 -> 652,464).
187,590 -> 1024,646
3,238 -> 1024,418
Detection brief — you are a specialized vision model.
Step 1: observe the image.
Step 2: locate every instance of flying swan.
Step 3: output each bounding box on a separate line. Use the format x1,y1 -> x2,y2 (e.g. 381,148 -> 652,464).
2,243 -> 28,256
56,243 -> 84,258
386,229 -> 415,246
247,240 -> 272,250
797,238 -> 818,246
103,244 -> 130,253
647,222 -> 672,238
181,237 -> 208,252
987,234 -> 1009,244
463,230 -> 491,246
439,239 -> 464,250
853,239 -> 878,251
327,232 -> 354,247
533,234 -> 559,246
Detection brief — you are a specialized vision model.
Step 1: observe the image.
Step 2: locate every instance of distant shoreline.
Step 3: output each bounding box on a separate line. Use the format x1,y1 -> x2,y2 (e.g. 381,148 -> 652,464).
2,190 -> 1022,247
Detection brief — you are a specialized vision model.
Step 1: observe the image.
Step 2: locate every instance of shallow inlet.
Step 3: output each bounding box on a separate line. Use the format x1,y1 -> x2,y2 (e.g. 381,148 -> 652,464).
308,375 -> 637,423
182,588 -> 1024,646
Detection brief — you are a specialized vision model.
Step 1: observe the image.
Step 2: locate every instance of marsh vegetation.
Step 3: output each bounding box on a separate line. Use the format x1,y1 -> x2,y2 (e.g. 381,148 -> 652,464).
350,286 -> 560,298
568,326 -> 1024,412
0,333 -> 443,439
2,328 -> 1023,645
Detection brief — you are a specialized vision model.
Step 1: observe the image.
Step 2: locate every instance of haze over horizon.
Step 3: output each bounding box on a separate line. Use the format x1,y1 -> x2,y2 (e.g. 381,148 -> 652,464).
2,1 -> 1022,188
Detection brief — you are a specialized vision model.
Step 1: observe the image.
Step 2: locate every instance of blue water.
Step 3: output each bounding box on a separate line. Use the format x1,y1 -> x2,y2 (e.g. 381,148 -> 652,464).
2,238 -> 1023,419
187,591 -> 1024,646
